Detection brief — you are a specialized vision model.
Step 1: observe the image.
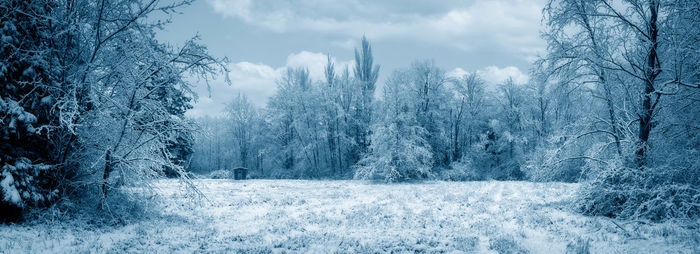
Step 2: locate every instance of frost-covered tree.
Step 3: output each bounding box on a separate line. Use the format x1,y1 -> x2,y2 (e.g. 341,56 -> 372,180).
267,68 -> 323,177
351,36 -> 380,163
542,0 -> 700,220
189,116 -> 227,173
2,0 -> 228,218
319,56 -> 355,176
225,93 -> 256,169
409,61 -> 451,166
85,37 -> 225,207
150,75 -> 196,178
194,40 -> 373,180
462,78 -> 528,180
332,65 -> 360,176
521,70 -> 592,182
448,73 -> 487,161
541,0 -> 633,169
355,71 -> 432,182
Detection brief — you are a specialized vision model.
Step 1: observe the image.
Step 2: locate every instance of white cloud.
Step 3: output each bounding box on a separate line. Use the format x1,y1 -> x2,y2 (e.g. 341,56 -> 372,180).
478,66 -> 529,85
207,0 -> 545,61
185,61 -> 278,118
447,67 -> 471,79
286,51 -> 355,81
186,51 -> 352,117
449,65 -> 529,88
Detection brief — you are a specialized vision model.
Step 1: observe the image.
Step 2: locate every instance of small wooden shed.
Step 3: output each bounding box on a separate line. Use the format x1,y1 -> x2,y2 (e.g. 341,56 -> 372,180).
233,167 -> 248,180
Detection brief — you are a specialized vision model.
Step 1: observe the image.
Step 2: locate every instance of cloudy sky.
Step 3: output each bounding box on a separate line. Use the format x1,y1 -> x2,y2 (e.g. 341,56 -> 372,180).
156,0 -> 546,117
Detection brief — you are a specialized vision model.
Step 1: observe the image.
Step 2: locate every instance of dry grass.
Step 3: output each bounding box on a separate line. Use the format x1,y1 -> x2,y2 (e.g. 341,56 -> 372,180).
0,179 -> 697,253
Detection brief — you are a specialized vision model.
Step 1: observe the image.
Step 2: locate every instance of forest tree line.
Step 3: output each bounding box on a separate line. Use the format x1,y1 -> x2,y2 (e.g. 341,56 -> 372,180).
191,43 -> 544,182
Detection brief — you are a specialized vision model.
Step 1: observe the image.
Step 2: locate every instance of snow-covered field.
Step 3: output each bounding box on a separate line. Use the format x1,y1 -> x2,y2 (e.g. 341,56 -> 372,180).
1,180 -> 698,253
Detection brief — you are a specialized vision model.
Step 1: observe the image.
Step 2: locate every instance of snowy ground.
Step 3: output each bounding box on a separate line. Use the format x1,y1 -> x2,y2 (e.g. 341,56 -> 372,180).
1,180 -> 698,253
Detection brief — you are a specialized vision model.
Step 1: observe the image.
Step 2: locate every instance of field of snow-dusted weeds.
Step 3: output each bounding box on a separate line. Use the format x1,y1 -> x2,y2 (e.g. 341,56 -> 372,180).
1,179 -> 698,253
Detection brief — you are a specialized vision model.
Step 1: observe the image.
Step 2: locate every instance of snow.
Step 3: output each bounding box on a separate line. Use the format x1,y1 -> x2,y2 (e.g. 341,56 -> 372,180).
0,98 -> 37,133
0,179 -> 697,253
0,170 -> 21,206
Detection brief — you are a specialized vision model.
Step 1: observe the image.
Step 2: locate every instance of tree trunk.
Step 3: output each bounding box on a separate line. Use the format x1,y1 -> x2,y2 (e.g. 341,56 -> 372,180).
602,74 -> 623,157
99,149 -> 112,210
636,0 -> 659,169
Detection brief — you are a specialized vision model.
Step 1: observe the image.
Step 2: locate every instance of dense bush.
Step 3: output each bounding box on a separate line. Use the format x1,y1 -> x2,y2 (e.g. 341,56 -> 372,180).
467,120 -> 527,181
523,134 -> 587,183
577,160 -> 700,221
438,160 -> 481,181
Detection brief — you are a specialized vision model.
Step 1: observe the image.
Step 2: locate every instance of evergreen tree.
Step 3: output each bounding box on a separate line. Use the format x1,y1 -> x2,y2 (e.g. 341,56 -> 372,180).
0,0 -> 61,221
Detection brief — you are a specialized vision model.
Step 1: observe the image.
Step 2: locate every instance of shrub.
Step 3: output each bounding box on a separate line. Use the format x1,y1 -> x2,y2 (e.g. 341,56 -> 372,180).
577,161 -> 700,221
208,170 -> 234,179
523,133 -> 592,183
439,160 -> 482,181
